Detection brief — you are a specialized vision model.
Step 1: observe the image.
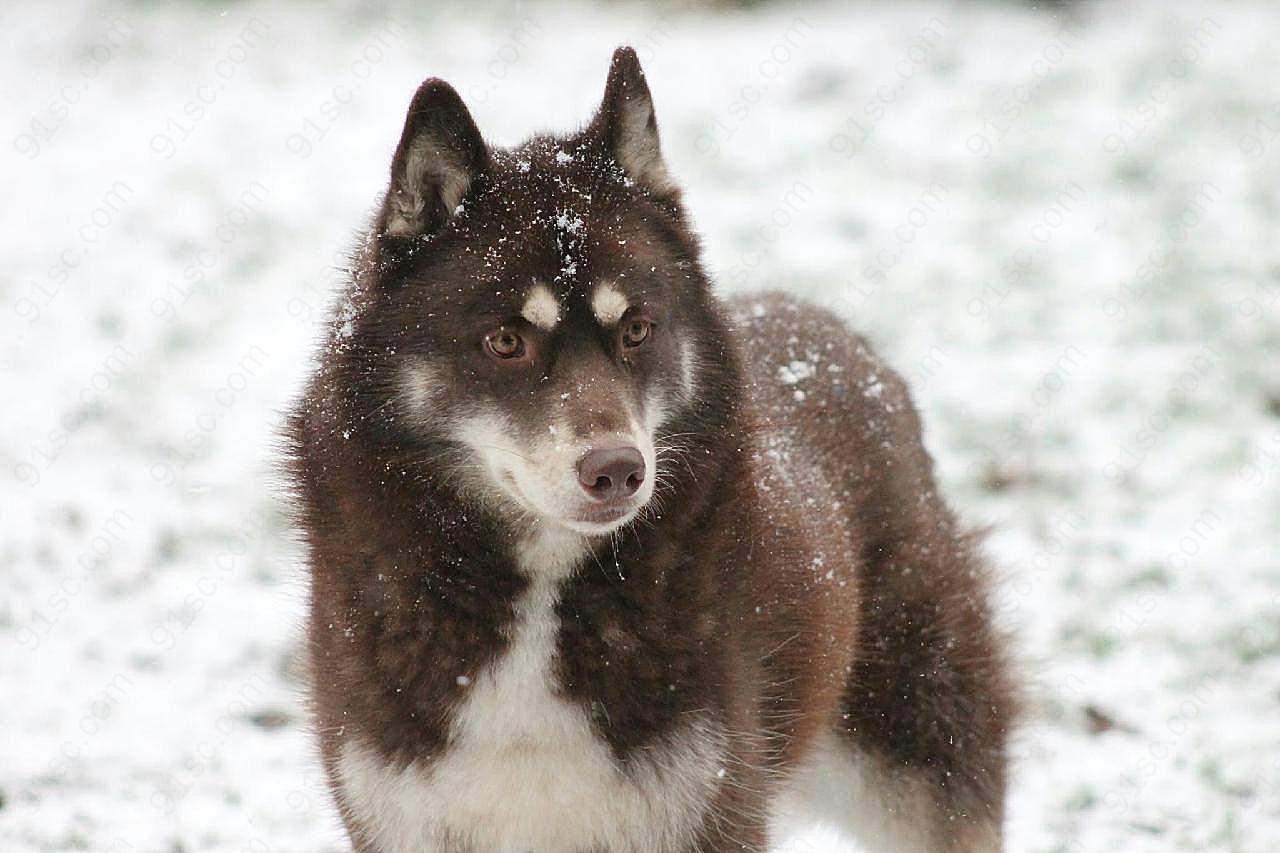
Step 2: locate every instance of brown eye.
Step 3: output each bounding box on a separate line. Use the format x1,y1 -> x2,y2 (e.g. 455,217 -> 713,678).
621,317 -> 652,349
484,329 -> 526,360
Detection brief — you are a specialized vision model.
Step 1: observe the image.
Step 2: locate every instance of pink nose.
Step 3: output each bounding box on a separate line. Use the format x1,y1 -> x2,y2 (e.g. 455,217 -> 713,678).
577,446 -> 645,502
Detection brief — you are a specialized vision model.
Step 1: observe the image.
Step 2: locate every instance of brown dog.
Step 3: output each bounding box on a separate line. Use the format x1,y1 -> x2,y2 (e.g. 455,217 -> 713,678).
288,46 -> 1014,852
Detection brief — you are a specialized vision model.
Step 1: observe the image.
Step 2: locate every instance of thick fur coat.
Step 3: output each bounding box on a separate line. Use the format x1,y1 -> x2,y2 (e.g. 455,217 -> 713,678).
288,46 -> 1015,853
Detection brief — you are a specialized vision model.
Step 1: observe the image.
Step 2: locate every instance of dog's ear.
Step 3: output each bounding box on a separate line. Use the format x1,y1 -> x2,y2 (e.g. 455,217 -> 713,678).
380,78 -> 488,239
589,46 -> 675,196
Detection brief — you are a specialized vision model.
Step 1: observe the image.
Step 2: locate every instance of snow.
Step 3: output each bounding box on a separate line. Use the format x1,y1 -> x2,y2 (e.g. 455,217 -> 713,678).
4,0 -> 1279,850
778,360 -> 818,385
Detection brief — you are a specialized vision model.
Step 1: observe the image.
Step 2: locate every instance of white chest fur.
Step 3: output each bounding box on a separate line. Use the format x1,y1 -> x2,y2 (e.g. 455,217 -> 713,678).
337,527 -> 725,853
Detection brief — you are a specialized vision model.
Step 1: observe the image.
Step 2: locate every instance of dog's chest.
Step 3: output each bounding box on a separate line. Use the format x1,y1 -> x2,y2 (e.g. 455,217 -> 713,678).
338,531 -> 724,852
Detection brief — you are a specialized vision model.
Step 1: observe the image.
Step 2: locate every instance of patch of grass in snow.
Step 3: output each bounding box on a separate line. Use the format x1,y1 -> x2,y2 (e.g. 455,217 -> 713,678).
1124,564 -> 1171,589
1233,616 -> 1280,664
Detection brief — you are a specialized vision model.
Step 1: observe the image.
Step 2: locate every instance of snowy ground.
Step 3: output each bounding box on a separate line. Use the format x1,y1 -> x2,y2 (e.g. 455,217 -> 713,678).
3,0 -> 1278,850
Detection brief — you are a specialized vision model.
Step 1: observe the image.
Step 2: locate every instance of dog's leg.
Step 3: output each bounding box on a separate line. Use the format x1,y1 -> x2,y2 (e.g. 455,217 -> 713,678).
693,805 -> 770,853
688,737 -> 774,853
810,529 -> 1014,852
772,731 -> 1000,852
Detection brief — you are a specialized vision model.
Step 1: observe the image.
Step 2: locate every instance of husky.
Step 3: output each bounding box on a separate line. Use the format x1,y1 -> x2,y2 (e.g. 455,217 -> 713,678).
288,47 -> 1015,853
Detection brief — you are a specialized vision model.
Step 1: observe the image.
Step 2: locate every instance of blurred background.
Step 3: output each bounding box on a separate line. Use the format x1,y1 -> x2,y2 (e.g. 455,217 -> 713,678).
2,1 -> 1278,850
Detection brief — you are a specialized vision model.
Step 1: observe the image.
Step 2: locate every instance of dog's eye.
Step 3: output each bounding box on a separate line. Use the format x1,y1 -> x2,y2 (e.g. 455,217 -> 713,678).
484,329 -> 526,360
621,317 -> 653,349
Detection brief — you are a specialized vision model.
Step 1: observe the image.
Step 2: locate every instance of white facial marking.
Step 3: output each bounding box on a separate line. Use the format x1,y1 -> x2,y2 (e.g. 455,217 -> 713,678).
336,527 -> 727,852
521,282 -> 561,330
397,358 -> 443,427
591,280 -> 629,326
678,337 -> 698,403
643,389 -> 671,439
451,401 -> 658,538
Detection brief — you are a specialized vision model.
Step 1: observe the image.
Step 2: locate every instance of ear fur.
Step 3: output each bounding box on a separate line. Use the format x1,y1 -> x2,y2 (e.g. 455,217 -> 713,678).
381,78 -> 488,238
590,46 -> 675,195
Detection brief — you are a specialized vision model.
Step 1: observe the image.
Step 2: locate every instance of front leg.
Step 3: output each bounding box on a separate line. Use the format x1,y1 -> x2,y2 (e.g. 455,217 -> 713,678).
687,756 -> 774,853
692,803 -> 769,853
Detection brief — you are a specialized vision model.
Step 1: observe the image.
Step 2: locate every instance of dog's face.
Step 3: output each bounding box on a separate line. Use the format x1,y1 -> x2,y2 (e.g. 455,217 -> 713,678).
349,49 -> 710,536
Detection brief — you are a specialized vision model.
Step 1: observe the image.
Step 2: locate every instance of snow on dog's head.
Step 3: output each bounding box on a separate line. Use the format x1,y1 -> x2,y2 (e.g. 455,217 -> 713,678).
338,48 -> 717,536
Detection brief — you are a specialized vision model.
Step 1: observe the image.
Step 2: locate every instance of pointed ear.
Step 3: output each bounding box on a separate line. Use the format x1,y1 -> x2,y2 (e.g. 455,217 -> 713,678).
380,78 -> 488,239
590,46 -> 675,196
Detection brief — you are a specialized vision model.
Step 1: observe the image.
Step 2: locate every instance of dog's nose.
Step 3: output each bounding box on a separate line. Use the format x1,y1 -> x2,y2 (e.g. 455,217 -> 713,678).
577,446 -> 645,501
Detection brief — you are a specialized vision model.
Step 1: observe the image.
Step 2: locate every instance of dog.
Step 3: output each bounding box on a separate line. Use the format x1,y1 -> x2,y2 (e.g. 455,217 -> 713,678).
287,46 -> 1015,852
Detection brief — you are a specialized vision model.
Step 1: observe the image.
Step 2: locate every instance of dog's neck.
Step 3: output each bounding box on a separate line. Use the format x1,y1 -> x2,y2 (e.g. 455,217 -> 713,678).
511,523 -> 590,582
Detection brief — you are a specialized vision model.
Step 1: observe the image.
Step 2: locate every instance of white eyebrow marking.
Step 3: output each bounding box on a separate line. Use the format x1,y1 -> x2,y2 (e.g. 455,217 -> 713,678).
521,282 -> 561,330
591,280 -> 629,325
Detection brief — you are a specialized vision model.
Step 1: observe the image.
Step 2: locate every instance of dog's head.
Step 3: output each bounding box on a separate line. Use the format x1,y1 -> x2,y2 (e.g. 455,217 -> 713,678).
343,47 -> 717,537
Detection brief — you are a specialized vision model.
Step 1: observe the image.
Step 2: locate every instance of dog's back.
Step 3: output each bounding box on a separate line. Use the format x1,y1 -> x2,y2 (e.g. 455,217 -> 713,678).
289,47 -> 1013,853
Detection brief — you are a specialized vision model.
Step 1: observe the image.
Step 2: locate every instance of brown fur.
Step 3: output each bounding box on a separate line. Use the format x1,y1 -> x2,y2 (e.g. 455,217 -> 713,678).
288,47 -> 1014,852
